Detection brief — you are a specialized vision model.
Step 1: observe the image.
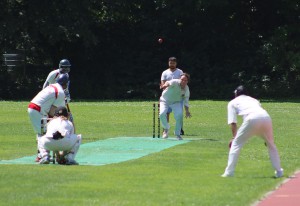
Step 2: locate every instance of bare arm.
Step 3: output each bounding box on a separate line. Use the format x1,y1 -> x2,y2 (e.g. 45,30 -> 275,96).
160,81 -> 170,90
160,80 -> 167,89
184,105 -> 191,118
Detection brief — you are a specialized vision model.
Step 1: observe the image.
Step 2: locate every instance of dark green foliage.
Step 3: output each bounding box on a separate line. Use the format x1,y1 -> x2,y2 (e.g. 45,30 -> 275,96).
0,0 -> 299,99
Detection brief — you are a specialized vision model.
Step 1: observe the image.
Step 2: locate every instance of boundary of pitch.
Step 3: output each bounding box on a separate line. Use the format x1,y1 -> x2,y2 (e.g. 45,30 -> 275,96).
251,170 -> 300,206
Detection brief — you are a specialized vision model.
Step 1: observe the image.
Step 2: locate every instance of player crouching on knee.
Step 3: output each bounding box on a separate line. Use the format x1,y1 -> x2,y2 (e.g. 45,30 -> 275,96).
38,106 -> 82,165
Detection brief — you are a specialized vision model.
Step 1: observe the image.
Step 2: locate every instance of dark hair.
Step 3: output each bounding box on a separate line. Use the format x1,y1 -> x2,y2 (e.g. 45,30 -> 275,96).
234,85 -> 247,96
181,73 -> 190,82
168,57 -> 177,62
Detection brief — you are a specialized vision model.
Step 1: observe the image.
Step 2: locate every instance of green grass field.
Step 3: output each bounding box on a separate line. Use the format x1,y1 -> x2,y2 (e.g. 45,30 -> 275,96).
0,100 -> 299,206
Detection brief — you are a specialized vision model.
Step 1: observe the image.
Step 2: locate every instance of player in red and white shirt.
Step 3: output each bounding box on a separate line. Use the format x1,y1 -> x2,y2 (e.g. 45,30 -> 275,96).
43,59 -> 71,102
28,73 -> 69,161
221,85 -> 283,178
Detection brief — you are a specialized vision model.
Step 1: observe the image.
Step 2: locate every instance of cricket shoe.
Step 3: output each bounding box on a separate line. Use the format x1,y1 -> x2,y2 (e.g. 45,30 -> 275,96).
65,159 -> 79,165
176,135 -> 183,140
275,168 -> 284,178
39,157 -> 50,164
35,156 -> 41,162
221,173 -> 234,177
162,129 -> 169,139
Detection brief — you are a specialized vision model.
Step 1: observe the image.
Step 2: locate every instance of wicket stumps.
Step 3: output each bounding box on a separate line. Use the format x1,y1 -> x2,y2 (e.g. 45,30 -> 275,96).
152,103 -> 160,138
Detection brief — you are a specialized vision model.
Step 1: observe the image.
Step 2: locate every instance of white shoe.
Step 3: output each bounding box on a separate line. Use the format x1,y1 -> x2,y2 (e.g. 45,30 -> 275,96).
162,129 -> 169,139
275,168 -> 284,178
176,135 -> 183,140
39,157 -> 50,164
221,173 -> 234,177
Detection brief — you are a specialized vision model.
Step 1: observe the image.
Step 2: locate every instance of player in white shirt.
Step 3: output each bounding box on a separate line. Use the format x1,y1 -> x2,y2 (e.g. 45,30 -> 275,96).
161,57 -> 183,83
28,73 -> 69,162
160,57 -> 185,135
159,73 -> 191,140
43,59 -> 71,102
221,85 -> 283,178
39,106 -> 81,165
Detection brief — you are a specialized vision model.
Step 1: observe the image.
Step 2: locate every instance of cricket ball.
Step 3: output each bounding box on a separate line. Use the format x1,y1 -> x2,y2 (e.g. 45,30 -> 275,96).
158,38 -> 163,44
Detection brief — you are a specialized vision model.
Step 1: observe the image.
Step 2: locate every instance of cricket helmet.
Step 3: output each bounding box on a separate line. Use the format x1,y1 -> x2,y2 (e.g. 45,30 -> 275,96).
56,73 -> 69,86
59,59 -> 71,73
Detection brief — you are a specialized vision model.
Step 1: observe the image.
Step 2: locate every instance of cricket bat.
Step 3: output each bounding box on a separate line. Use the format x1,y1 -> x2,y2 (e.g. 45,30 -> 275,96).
66,103 -> 75,133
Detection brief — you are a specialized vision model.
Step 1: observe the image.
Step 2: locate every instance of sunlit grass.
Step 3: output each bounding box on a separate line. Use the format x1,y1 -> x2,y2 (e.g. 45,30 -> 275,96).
0,100 -> 298,205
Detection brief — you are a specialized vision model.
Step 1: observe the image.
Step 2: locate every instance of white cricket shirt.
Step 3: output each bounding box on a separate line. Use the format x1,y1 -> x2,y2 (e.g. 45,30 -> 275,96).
43,69 -> 60,89
161,68 -> 183,81
227,95 -> 267,124
31,83 -> 66,115
46,117 -> 74,138
160,79 -> 190,106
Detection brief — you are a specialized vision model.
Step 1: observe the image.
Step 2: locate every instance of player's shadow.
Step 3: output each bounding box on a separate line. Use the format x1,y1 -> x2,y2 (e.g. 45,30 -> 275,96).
183,136 -> 219,141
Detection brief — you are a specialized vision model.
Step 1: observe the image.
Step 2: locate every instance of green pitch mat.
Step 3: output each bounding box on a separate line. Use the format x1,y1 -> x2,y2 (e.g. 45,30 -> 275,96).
0,137 -> 190,166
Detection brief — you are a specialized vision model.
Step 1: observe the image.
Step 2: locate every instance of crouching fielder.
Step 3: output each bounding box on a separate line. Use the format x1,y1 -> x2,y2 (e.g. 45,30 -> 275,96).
38,106 -> 81,165
221,85 -> 283,178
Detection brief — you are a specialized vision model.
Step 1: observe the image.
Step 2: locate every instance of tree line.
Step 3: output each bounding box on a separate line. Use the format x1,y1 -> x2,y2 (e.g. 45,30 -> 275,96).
0,0 -> 299,100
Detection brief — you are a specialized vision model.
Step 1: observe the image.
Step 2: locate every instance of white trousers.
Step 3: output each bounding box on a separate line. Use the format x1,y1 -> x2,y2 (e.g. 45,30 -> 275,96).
28,108 -> 43,134
159,101 -> 183,136
224,113 -> 282,175
38,134 -> 82,161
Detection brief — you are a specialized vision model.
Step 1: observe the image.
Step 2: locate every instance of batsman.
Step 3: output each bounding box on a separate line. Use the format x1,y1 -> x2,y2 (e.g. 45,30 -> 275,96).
43,59 -> 72,103
43,58 -> 75,131
28,74 -> 69,162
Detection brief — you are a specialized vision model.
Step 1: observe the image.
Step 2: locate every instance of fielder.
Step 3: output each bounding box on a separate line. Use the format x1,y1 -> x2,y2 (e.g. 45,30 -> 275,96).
28,73 -> 69,162
43,59 -> 71,103
38,106 -> 81,165
221,85 -> 283,178
160,57 -> 185,135
159,73 -> 191,140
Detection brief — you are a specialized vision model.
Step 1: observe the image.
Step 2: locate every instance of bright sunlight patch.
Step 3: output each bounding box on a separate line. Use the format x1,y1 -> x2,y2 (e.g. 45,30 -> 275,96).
0,137 -> 190,166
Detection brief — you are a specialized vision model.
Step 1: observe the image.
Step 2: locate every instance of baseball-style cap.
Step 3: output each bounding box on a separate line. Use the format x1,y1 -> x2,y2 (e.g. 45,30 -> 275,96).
168,57 -> 177,62
54,106 -> 68,117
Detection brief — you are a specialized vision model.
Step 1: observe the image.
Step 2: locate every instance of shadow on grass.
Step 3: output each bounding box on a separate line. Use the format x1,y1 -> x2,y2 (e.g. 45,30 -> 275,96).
183,137 -> 219,141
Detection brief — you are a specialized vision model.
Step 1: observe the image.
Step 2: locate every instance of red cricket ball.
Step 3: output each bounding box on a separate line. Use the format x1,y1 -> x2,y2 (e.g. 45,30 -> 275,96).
158,38 -> 163,44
